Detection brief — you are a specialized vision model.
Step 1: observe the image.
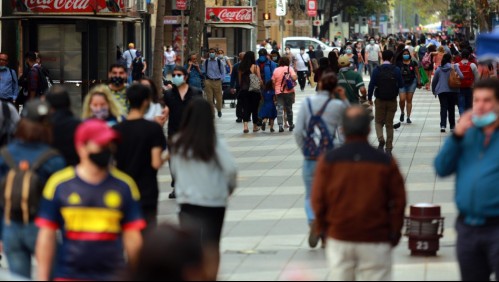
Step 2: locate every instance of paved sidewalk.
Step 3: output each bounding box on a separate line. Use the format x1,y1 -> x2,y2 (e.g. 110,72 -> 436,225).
157,82 -> 460,281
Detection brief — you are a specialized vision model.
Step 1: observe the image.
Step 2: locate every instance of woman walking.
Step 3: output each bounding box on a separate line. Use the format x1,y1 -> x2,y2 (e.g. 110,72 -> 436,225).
238,51 -> 263,133
170,98 -> 237,281
259,80 -> 278,132
397,50 -> 421,124
432,54 -> 463,133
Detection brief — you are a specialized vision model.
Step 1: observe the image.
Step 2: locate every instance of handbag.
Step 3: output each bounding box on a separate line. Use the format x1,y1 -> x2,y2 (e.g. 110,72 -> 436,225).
249,73 -> 261,92
448,64 -> 462,88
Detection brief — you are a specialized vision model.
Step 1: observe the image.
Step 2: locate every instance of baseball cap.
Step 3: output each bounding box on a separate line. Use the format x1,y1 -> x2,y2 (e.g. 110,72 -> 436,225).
338,55 -> 352,67
75,119 -> 120,147
405,40 -> 412,45
21,99 -> 50,122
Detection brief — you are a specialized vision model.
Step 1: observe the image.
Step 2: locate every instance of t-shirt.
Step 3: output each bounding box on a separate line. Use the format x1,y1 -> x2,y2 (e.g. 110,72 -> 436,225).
113,119 -> 167,209
35,167 -> 145,281
122,49 -> 137,69
338,68 -> 365,104
143,103 -> 163,121
108,86 -> 128,114
164,51 -> 176,65
272,66 -> 297,95
294,53 -> 310,71
366,44 -> 381,61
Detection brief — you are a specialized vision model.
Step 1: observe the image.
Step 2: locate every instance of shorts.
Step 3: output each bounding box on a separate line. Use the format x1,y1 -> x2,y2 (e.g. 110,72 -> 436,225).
399,79 -> 417,94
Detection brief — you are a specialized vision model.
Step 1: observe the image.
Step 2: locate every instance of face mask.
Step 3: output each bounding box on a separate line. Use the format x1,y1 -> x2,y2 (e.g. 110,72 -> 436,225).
172,75 -> 185,87
258,56 -> 266,63
403,55 -> 411,60
0,66 -> 7,71
110,76 -> 125,87
370,41 -> 375,45
346,49 -> 353,54
209,53 -> 216,59
218,55 -> 224,59
300,51 -> 305,55
285,50 -> 290,54
91,107 -> 110,120
472,112 -> 498,128
272,57 -> 278,62
89,148 -> 112,169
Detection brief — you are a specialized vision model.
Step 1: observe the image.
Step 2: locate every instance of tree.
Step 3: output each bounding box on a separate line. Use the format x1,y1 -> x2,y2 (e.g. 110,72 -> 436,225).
153,0 -> 166,91
186,0 -> 206,59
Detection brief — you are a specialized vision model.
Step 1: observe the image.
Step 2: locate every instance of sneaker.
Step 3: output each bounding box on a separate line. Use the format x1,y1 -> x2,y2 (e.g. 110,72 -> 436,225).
400,113 -> 405,122
218,111 -> 222,118
441,127 -> 446,133
394,122 -> 401,129
261,122 -> 266,131
168,190 -> 176,199
378,141 -> 386,151
308,222 -> 320,248
407,118 -> 412,124
279,126 -> 284,133
289,124 -> 295,132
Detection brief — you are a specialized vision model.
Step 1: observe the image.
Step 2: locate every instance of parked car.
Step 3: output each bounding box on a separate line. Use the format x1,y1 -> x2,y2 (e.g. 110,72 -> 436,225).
281,37 -> 340,57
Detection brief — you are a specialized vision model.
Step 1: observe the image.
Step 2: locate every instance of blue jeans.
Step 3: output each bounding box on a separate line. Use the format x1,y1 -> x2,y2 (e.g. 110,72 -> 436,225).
302,160 -> 317,225
458,88 -> 473,115
368,60 -> 380,77
163,64 -> 175,77
3,221 -> 39,279
357,63 -> 365,76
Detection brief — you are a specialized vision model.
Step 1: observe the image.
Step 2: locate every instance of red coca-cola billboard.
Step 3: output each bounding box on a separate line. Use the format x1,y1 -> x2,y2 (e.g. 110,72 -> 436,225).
205,7 -> 256,24
12,0 -> 126,14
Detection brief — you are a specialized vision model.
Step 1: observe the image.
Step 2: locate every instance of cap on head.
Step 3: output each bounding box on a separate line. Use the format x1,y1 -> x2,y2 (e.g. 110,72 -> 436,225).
21,99 -> 50,122
75,119 -> 120,148
338,55 -> 351,67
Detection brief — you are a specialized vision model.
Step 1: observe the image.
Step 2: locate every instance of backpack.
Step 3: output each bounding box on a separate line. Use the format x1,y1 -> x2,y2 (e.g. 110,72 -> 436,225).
36,66 -> 53,96
374,65 -> 400,100
0,102 -> 13,147
418,45 -> 427,61
0,148 -> 60,224
302,98 -> 334,159
132,58 -> 144,77
281,66 -> 296,92
458,62 -> 474,88
448,65 -> 462,88
422,53 -> 432,69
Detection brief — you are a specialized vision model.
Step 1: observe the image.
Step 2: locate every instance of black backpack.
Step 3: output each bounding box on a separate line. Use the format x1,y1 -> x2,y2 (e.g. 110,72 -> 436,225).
0,102 -> 13,147
418,45 -> 427,62
132,58 -> 144,79
374,65 -> 400,100
36,66 -> 53,96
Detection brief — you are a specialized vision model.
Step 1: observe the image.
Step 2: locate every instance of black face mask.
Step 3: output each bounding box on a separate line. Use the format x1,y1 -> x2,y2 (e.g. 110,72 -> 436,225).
89,148 -> 112,169
110,76 -> 125,87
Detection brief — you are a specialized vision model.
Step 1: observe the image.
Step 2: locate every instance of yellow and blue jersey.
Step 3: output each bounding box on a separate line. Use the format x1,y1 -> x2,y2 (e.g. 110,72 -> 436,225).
35,167 -> 145,280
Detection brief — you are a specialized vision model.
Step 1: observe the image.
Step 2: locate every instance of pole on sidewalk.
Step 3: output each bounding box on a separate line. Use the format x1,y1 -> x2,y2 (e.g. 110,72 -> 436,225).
181,10 -> 185,65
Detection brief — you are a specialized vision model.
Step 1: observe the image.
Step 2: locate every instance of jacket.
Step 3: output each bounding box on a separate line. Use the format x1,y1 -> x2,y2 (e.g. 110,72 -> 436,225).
312,141 -> 406,244
435,128 -> 499,226
432,63 -> 463,95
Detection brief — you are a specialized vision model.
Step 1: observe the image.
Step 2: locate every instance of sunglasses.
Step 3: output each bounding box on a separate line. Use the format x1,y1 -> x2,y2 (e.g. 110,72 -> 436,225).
172,74 -> 184,78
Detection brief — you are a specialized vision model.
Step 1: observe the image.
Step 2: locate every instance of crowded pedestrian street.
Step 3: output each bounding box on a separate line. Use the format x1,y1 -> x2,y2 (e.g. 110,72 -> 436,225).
155,82 -> 460,281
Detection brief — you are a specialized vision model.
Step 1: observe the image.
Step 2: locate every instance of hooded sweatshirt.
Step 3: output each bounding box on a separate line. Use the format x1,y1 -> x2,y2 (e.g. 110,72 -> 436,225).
432,63 -> 464,95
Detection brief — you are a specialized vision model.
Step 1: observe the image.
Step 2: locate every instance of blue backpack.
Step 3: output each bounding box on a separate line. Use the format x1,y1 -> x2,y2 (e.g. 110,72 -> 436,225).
303,98 -> 334,159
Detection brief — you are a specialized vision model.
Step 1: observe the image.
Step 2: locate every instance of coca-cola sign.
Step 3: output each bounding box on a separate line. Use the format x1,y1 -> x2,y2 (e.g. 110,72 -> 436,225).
205,7 -> 256,24
12,0 -> 126,14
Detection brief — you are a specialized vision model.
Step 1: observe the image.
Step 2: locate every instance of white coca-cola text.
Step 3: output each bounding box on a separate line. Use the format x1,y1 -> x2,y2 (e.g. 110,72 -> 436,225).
22,0 -> 109,11
217,9 -> 253,22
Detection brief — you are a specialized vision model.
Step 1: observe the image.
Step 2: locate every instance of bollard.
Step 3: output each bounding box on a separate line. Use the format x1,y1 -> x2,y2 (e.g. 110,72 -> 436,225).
404,203 -> 445,256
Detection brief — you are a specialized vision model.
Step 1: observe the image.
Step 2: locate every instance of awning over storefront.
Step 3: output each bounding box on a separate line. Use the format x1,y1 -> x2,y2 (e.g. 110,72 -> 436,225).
209,24 -> 255,29
0,15 -> 142,22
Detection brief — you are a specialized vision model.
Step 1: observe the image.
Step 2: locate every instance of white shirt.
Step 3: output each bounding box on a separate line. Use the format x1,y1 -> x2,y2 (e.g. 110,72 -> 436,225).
144,103 -> 163,121
123,49 -> 137,68
164,51 -> 176,65
294,52 -> 310,71
366,44 -> 381,61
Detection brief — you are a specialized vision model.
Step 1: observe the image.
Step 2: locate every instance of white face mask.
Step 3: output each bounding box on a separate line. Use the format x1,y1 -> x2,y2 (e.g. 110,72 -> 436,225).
300,51 -> 305,55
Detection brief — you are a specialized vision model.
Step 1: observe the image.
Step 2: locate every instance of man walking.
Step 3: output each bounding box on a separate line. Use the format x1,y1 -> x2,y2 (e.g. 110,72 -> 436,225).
457,50 -> 479,115
257,49 -> 277,84
204,48 -> 226,118
231,52 -> 245,123
122,43 -> 137,84
435,79 -> 499,281
365,37 -> 382,77
313,106 -> 406,281
294,47 -> 313,91
337,56 -> 367,104
368,50 -> 404,156
108,64 -> 129,113
0,53 -> 19,105
35,120 -> 145,281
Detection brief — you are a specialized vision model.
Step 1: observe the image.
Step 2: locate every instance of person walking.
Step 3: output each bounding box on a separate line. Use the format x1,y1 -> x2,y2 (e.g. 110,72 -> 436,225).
82,84 -> 125,127
185,53 -> 203,90
432,53 -> 463,133
217,50 -> 233,75
35,119 -> 145,281
294,73 -> 350,249
163,66 -> 203,199
0,99 -> 20,147
204,48 -> 226,118
294,47 -> 313,91
366,37 -> 382,77
338,56 -> 367,104
355,42 -> 366,76
131,51 -> 147,82
164,45 -> 177,79
259,80 -> 278,132
457,50 -> 479,115
272,57 -> 297,132
397,49 -> 421,124
0,100 -> 65,279
138,78 -> 167,127
0,53 -> 19,105
435,79 -> 499,281
170,98 -> 237,281
313,106 -> 406,281
122,43 -> 137,85
257,49 -> 277,84
113,85 -> 167,234
107,64 -> 129,113
231,52 -> 245,123
368,50 -> 404,156
238,51 -> 263,133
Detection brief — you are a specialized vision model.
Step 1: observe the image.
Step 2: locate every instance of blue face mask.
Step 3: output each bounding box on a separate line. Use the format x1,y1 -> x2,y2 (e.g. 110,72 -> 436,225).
172,75 -> 185,87
346,49 -> 352,54
472,112 -> 498,128
403,54 -> 411,60
209,53 -> 216,59
258,56 -> 267,63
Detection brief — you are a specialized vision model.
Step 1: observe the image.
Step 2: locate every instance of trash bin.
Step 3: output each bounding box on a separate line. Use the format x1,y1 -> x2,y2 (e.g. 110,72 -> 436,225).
404,203 -> 445,256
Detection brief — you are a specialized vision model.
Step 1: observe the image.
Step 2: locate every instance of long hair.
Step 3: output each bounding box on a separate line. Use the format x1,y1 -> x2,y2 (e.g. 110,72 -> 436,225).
82,84 -> 124,121
328,51 -> 339,73
139,77 -> 161,104
441,53 -> 452,66
15,118 -> 52,144
239,51 -> 256,74
171,98 -> 218,164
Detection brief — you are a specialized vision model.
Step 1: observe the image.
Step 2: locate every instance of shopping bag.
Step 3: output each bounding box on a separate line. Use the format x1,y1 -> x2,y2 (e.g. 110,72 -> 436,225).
419,67 -> 429,85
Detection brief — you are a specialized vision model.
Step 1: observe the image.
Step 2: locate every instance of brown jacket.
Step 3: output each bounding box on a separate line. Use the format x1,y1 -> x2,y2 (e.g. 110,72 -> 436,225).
312,140 -> 406,245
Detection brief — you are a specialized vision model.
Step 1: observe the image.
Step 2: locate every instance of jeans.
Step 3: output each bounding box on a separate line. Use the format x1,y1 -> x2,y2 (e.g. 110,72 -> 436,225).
438,92 -> 457,129
297,71 -> 308,90
163,64 -> 175,77
368,60 -> 380,77
374,99 -> 398,150
456,219 -> 499,281
3,221 -> 39,279
303,160 -> 317,225
276,93 -> 294,126
357,63 -> 365,76
458,88 -> 473,115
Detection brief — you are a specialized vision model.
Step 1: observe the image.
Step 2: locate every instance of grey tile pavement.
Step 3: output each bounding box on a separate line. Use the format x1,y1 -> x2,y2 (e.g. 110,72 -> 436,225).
156,78 -> 460,281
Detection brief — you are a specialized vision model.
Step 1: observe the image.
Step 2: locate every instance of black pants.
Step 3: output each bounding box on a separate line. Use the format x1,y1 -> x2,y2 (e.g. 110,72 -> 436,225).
297,71 -> 308,90
236,90 -> 244,119
438,92 -> 457,129
179,204 -> 226,247
240,90 -> 261,124
141,207 -> 158,236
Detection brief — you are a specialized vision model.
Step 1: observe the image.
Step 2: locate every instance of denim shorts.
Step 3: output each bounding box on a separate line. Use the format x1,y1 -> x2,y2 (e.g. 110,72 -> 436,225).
400,79 -> 417,94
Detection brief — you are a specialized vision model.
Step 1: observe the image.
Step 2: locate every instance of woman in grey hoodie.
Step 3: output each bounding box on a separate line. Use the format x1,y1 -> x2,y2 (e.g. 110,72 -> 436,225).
170,98 -> 237,281
432,54 -> 464,133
